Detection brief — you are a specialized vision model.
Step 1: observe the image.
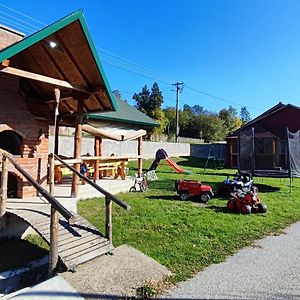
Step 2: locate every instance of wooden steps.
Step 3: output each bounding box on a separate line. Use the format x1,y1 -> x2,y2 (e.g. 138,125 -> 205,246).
6,199 -> 113,270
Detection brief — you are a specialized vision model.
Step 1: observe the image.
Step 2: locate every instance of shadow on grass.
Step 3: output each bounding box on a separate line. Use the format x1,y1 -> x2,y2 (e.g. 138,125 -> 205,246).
255,183 -> 280,193
148,179 -> 176,191
206,205 -> 231,214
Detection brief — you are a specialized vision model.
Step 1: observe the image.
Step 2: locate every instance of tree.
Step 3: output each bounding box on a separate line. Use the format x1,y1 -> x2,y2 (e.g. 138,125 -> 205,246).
133,85 -> 151,115
219,106 -> 241,135
133,82 -> 164,119
180,105 -> 195,137
163,107 -> 176,135
149,82 -> 163,114
191,113 -> 225,142
240,106 -> 251,126
133,82 -> 167,135
191,104 -> 204,116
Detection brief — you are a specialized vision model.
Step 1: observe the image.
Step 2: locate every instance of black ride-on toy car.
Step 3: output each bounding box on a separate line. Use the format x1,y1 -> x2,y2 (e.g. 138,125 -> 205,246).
227,186 -> 267,214
175,180 -> 213,203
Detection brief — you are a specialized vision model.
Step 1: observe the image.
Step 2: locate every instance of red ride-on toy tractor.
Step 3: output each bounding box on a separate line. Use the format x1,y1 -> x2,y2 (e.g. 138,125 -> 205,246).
227,187 -> 267,214
175,180 -> 213,203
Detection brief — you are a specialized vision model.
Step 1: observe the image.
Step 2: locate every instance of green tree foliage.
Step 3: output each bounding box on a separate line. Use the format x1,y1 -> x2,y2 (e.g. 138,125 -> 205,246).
133,85 -> 151,115
180,105 -> 195,137
164,107 -> 176,135
133,82 -> 167,134
219,106 -> 242,135
240,106 -> 251,125
191,114 -> 225,142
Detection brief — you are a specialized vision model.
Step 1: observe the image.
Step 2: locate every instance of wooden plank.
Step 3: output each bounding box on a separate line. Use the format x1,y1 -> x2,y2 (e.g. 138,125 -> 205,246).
0,156 -> 8,217
60,238 -> 109,257
64,242 -> 113,263
65,244 -> 114,269
58,234 -> 103,251
0,65 -> 93,94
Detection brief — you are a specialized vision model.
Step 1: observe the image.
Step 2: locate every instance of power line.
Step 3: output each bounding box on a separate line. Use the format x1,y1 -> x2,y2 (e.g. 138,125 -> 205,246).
0,10 -> 42,30
0,15 -> 36,34
0,3 -> 264,113
0,3 -> 47,26
185,85 -> 263,111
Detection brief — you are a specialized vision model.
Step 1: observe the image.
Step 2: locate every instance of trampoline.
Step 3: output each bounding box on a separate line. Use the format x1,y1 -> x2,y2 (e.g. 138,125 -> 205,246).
238,127 -> 300,186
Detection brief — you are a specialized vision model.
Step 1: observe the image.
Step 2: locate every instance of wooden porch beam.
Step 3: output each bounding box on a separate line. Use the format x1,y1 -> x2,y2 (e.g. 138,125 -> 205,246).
0,64 -> 94,95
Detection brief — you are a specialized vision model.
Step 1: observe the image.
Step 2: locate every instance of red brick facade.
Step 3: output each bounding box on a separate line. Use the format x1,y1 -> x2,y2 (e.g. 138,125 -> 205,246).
0,26 -> 49,198
0,25 -> 23,50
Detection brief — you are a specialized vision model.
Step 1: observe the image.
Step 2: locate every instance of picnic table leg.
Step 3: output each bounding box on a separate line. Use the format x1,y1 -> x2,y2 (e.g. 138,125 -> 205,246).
120,161 -> 126,180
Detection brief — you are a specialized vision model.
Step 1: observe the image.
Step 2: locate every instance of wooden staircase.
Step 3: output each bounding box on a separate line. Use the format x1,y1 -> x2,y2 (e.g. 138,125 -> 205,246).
7,198 -> 114,270
0,152 -> 130,274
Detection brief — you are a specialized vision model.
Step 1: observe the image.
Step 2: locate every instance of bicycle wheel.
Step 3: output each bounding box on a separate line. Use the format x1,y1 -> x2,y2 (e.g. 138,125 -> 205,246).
140,180 -> 148,192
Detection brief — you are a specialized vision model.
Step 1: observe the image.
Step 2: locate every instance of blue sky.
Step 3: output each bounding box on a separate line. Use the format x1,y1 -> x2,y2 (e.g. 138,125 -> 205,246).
1,0 -> 300,119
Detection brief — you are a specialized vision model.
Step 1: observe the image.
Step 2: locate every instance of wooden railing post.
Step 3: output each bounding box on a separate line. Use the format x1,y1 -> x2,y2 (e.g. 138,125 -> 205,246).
48,205 -> 59,276
0,155 -> 8,218
48,153 -> 59,276
105,195 -> 112,244
48,154 -> 55,195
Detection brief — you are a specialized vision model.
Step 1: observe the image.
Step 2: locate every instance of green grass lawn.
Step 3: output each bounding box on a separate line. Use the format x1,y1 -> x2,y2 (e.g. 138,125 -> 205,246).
78,157 -> 300,283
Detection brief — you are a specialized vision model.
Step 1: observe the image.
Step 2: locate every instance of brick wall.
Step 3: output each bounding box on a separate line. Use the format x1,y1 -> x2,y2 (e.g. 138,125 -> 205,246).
0,25 -> 23,50
0,75 -> 49,198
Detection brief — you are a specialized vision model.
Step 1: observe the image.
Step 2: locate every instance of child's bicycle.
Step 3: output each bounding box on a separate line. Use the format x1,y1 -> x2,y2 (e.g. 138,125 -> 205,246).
129,173 -> 148,192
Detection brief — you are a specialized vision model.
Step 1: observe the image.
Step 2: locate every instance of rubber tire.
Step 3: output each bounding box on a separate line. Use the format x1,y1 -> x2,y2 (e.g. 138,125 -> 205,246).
129,186 -> 137,192
241,204 -> 252,214
200,193 -> 210,203
258,203 -> 268,213
140,181 -> 148,192
179,192 -> 190,201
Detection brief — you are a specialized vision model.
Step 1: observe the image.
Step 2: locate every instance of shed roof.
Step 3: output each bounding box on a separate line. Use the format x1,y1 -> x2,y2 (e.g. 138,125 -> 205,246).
0,10 -> 117,122
228,102 -> 300,138
86,97 -> 158,127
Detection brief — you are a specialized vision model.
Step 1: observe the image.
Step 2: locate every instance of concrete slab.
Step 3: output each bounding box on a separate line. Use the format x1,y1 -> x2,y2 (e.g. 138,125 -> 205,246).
3,275 -> 84,300
62,244 -> 172,299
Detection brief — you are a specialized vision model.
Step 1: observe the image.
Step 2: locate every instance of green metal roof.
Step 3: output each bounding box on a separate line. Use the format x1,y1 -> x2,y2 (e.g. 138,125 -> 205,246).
0,10 -> 117,110
86,97 -> 158,127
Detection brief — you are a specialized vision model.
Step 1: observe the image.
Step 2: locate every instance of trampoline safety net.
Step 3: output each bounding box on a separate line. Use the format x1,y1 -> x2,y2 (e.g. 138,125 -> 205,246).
287,129 -> 300,177
238,127 -> 254,172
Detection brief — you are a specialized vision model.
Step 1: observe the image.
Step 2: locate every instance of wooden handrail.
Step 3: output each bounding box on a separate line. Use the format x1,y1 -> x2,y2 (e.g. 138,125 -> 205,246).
53,154 -> 131,211
2,152 -> 75,224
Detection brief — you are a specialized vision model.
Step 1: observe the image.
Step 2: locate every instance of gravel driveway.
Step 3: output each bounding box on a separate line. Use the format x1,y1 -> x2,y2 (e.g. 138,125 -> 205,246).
165,221 -> 300,299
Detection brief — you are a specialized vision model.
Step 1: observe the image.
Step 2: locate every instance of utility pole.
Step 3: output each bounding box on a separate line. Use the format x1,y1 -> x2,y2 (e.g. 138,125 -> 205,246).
172,82 -> 184,143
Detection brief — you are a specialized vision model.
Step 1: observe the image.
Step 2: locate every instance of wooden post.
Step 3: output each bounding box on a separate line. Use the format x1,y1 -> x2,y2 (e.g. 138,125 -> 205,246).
138,136 -> 143,176
0,156 -> 8,218
48,154 -> 55,195
71,98 -> 84,198
105,195 -> 112,244
48,205 -> 59,276
54,122 -> 59,156
54,88 -> 60,156
48,154 -> 59,276
94,136 -> 101,181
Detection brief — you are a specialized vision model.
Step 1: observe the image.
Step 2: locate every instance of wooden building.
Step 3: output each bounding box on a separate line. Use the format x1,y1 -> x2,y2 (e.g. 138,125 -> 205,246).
226,102 -> 300,170
0,10 -> 117,198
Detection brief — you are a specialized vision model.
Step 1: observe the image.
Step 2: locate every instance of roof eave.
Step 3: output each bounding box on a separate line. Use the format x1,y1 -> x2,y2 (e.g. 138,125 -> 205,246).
0,9 -> 117,111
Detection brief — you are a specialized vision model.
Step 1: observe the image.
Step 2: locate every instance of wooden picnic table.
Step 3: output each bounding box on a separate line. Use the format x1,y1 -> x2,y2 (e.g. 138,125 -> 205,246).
54,155 -> 141,183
